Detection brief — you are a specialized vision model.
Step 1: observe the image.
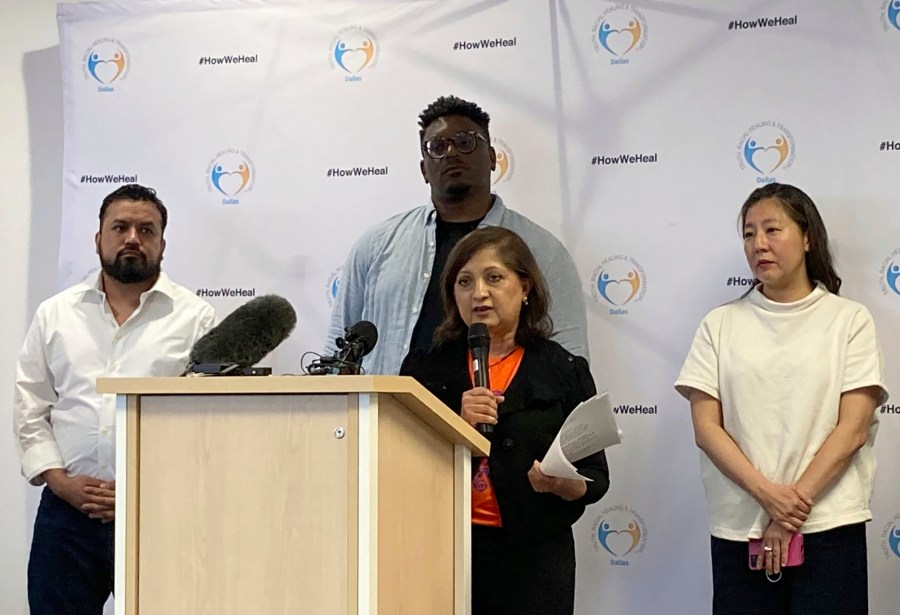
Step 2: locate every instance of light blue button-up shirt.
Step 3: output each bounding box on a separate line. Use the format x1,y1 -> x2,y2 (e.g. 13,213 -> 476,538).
325,195 -> 589,375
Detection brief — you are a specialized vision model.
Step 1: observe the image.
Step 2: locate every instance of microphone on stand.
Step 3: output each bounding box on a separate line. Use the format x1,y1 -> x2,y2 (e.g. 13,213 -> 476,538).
467,322 -> 493,437
307,321 -> 378,375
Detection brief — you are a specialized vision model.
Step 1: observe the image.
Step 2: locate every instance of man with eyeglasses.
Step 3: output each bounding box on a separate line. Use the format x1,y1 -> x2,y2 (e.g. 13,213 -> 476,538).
325,95 -> 588,374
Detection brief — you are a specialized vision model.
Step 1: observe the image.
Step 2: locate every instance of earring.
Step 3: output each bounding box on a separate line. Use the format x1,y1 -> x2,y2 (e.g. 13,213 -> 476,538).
522,295 -> 529,305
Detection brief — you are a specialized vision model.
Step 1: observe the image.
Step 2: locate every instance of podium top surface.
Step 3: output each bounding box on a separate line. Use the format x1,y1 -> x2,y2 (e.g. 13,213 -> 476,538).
97,375 -> 489,455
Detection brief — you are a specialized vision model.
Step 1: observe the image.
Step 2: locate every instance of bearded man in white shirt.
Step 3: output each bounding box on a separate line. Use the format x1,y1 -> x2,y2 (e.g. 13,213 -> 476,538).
13,184 -> 216,615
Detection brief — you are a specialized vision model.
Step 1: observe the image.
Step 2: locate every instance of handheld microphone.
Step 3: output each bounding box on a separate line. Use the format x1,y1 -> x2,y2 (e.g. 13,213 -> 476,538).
467,322 -> 493,436
186,294 -> 297,375
307,320 -> 378,375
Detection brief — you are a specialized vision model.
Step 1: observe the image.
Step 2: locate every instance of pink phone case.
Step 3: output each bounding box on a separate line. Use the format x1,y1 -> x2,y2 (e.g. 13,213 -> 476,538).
748,534 -> 805,569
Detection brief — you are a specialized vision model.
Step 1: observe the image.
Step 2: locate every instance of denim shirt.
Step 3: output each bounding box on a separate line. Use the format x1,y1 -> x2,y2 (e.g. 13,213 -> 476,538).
325,195 -> 589,375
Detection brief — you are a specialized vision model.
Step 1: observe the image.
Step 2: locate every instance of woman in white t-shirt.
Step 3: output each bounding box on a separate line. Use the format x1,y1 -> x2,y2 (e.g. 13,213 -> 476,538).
675,183 -> 888,614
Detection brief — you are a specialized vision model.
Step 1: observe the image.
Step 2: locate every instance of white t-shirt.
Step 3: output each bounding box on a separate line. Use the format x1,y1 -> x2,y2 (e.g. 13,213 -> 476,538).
675,284 -> 888,541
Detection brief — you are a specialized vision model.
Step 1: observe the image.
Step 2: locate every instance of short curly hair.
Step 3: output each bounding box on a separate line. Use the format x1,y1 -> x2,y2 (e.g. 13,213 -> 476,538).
418,95 -> 490,142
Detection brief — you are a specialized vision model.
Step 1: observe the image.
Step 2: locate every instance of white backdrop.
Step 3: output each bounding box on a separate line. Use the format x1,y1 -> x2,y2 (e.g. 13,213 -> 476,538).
56,1 -> 900,613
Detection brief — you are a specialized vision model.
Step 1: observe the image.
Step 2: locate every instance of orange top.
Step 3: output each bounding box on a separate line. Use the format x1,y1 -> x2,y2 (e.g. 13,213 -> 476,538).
468,347 -> 525,527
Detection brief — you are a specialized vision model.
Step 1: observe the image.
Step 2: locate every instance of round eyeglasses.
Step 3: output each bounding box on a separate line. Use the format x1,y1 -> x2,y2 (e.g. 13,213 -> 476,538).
422,130 -> 489,159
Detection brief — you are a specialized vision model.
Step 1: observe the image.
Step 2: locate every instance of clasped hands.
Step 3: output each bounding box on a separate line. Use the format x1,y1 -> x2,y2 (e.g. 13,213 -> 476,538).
754,482 -> 814,575
461,387 -> 587,502
757,481 -> 814,532
44,468 -> 116,522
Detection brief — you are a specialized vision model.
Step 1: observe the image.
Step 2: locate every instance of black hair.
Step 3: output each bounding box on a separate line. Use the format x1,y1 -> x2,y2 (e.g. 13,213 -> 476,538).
99,184 -> 168,232
739,183 -> 841,294
418,95 -> 490,142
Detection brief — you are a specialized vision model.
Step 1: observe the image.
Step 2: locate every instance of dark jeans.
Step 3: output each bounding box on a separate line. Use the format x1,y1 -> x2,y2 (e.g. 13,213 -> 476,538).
711,523 -> 868,615
28,487 -> 114,615
472,525 -> 576,615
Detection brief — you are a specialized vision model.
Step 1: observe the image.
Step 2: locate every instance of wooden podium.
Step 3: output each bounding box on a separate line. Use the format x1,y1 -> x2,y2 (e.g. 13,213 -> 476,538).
97,376 -> 489,615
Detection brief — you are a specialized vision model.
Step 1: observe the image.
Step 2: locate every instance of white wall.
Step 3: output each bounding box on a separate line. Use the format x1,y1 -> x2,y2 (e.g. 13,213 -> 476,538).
0,1 -> 99,611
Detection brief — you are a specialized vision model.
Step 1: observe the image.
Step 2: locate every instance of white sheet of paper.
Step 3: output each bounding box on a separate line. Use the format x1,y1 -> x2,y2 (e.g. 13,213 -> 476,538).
539,391 -> 622,481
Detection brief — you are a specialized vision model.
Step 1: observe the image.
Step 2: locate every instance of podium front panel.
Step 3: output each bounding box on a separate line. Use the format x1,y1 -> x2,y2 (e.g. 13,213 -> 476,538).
136,393 -> 354,615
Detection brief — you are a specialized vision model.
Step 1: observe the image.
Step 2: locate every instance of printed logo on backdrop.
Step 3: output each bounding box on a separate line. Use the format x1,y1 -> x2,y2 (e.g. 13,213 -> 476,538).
326,266 -> 343,307
82,38 -> 130,92
882,0 -> 900,31
590,255 -> 647,316
593,5 -> 648,65
880,513 -> 900,561
330,26 -> 379,82
206,150 -> 255,205
591,504 -> 648,566
736,121 -> 795,183
491,138 -> 516,185
878,246 -> 900,298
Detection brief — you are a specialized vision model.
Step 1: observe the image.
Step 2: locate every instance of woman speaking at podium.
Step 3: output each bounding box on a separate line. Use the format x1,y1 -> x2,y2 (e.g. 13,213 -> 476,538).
402,227 -> 610,615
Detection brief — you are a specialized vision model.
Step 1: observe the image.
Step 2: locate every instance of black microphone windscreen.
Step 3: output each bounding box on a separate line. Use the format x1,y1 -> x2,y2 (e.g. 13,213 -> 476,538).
345,320 -> 378,357
467,322 -> 490,350
189,294 -> 297,367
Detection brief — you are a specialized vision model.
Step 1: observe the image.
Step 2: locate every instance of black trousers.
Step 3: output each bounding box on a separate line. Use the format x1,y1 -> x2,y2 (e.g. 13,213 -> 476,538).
28,487 -> 114,615
711,523 -> 868,615
472,525 -> 576,615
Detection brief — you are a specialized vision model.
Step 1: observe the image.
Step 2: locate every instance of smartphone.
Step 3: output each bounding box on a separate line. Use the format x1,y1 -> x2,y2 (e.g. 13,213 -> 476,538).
748,534 -> 805,569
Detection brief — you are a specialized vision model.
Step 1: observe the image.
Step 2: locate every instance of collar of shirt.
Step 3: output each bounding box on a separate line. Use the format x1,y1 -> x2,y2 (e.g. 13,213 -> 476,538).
424,193 -> 506,228
76,269 -> 179,303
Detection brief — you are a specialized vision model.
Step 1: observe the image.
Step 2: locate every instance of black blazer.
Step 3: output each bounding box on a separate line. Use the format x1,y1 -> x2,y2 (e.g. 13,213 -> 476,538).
400,336 -> 610,542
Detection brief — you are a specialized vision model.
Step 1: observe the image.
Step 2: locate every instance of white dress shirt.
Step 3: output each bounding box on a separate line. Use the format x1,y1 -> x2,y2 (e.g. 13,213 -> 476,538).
14,271 -> 216,485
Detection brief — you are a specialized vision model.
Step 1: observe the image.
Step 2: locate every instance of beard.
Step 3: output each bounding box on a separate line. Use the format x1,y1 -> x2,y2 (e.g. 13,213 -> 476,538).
443,181 -> 472,200
100,251 -> 160,284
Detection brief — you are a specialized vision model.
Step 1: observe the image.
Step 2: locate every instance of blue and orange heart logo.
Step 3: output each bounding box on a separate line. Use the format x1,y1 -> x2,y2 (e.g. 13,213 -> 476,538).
334,38 -> 375,73
598,17 -> 643,56
597,269 -> 641,306
592,255 -> 647,309
736,122 -> 795,177
82,39 -> 130,86
206,150 -> 256,199
742,135 -> 790,174
87,50 -> 126,84
211,160 -> 251,196
597,518 -> 642,556
593,7 -> 648,58
331,26 -> 379,75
